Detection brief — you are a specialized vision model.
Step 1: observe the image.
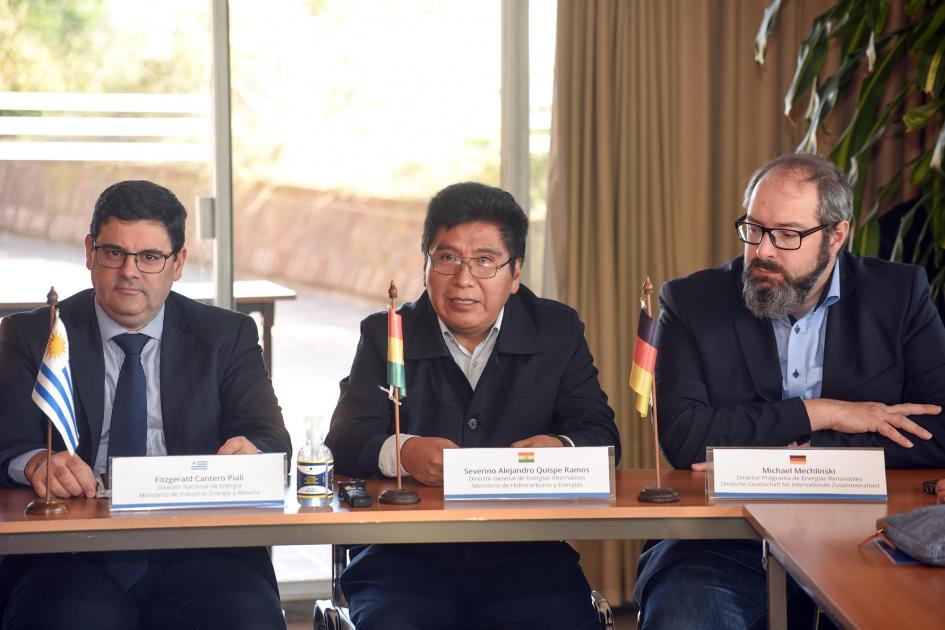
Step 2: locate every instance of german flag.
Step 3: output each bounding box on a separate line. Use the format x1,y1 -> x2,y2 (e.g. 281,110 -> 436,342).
387,305 -> 407,398
790,455 -> 807,465
629,306 -> 661,417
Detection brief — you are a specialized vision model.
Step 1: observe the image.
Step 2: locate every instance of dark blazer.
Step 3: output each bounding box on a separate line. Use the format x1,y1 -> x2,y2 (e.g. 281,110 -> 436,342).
656,252 -> 945,469
327,285 -> 620,475
0,289 -> 291,592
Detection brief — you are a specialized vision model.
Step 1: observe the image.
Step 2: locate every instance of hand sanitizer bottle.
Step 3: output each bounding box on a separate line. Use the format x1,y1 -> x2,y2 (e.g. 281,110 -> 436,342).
297,416 -> 334,506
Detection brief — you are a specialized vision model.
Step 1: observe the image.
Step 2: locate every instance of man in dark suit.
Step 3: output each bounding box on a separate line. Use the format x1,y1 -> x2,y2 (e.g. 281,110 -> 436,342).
327,182 -> 620,629
633,153 -> 945,629
0,180 -> 291,630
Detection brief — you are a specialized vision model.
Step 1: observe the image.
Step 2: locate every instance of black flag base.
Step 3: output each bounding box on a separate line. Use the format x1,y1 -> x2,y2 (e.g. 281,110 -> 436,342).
638,485 -> 680,503
25,498 -> 69,516
378,488 -> 420,505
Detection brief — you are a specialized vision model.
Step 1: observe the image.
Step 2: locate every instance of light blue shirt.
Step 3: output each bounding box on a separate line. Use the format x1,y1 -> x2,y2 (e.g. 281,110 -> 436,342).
772,257 -> 842,401
8,300 -> 167,485
92,300 -> 168,476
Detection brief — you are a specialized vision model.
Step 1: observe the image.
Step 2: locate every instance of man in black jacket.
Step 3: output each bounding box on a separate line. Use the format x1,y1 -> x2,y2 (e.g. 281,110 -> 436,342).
327,182 -> 620,629
633,153 -> 945,629
0,180 -> 291,630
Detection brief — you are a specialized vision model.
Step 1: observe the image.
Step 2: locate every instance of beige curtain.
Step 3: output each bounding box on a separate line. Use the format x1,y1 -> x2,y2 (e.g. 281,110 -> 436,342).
548,0 -> 835,606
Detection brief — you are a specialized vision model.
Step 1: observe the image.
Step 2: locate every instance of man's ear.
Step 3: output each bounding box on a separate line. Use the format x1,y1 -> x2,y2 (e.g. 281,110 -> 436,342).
831,220 -> 850,256
510,258 -> 523,294
84,234 -> 94,270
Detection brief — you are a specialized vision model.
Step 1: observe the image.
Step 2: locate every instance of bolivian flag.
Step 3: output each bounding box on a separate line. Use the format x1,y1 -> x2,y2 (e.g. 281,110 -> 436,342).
629,306 -> 661,417
387,306 -> 406,398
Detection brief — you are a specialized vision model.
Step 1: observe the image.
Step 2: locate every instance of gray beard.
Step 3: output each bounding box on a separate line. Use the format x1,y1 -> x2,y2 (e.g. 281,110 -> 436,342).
742,239 -> 832,319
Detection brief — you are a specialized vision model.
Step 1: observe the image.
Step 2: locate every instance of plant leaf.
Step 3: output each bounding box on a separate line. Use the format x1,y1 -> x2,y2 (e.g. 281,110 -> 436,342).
829,34 -> 908,172
903,98 -> 945,132
932,123 -> 945,172
890,205 -> 918,261
912,148 -> 933,187
911,0 -> 945,53
754,0 -> 783,65
922,37 -> 945,96
784,17 -> 831,116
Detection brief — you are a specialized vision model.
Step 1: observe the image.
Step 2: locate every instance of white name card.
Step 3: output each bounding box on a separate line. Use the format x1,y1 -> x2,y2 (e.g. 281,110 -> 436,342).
706,447 -> 887,501
442,446 -> 614,500
110,453 -> 287,511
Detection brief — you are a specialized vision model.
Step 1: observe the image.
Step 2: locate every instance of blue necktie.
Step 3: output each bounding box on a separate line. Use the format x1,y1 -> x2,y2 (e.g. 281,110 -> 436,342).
105,332 -> 150,589
108,333 -> 149,460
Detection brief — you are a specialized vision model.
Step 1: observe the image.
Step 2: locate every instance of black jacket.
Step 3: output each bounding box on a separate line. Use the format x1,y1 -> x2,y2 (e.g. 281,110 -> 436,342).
327,285 -> 620,475
0,289 -> 291,597
656,252 -> 945,469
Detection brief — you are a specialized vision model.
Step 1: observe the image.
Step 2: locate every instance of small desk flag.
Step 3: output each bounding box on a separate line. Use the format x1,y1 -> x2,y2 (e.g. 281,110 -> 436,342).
387,306 -> 406,398
629,306 -> 661,417
31,311 -> 79,453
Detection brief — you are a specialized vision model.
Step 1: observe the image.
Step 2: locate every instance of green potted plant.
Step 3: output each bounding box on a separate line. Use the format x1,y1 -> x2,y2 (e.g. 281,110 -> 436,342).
755,0 -> 945,304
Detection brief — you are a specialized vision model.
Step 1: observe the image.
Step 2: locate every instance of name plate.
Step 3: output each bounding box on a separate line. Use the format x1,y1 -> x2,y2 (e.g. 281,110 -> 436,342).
443,446 -> 614,500
110,453 -> 287,511
706,447 -> 886,501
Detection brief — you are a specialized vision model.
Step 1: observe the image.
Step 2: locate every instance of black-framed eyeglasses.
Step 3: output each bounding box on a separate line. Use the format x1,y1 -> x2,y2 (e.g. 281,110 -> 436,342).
735,220 -> 835,251
427,251 -> 511,279
93,243 -> 176,273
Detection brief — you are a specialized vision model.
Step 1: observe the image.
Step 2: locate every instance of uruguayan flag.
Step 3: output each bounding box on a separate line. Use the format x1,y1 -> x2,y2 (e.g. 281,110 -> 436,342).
31,313 -> 79,454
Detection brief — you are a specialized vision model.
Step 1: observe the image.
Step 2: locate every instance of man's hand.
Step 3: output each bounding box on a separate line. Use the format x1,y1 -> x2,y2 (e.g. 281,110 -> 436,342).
805,400 -> 939,448
510,435 -> 564,448
937,479 -> 945,505
400,437 -> 459,486
217,436 -> 260,455
25,451 -> 96,499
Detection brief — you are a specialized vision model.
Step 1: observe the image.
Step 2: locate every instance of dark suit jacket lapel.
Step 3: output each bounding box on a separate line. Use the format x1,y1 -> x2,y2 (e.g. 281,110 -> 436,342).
821,253 -> 859,398
731,260 -> 783,402
160,293 -> 194,451
62,290 -> 105,465
403,292 -> 450,361
493,289 -> 540,358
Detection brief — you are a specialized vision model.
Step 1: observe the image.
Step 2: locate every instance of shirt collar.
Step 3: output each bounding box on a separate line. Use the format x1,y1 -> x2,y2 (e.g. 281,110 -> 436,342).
437,307 -> 505,351
817,255 -> 842,312
94,297 -> 165,343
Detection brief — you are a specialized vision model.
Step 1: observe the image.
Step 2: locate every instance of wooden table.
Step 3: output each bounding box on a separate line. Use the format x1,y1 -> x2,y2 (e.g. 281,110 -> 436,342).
0,469 -> 755,555
3,468 -> 941,629
0,280 -> 296,374
745,469 -> 945,630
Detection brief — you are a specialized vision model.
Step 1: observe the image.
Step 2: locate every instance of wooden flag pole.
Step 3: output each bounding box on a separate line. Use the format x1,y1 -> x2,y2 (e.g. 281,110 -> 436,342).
637,278 -> 679,504
378,282 -> 420,505
25,287 -> 69,516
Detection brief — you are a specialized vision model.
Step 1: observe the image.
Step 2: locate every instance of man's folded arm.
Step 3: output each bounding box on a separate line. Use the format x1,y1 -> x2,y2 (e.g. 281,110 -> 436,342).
655,288 -> 812,469
218,314 -> 291,455
0,315 -> 58,487
810,267 -> 945,467
326,320 -> 392,478
551,315 -> 621,463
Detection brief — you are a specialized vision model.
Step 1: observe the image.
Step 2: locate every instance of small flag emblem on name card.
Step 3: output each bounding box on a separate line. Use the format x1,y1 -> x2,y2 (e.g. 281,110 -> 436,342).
518,452 -> 535,464
789,455 -> 807,465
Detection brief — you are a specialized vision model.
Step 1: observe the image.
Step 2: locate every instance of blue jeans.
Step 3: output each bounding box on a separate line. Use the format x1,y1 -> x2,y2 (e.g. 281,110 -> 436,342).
341,542 -> 600,630
633,539 -> 830,630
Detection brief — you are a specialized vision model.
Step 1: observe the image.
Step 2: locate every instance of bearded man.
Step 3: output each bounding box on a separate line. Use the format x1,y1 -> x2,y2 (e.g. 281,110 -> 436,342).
631,153 -> 945,630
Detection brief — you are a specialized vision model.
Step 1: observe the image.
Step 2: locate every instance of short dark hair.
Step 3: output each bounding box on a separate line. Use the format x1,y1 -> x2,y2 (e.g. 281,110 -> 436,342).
421,182 -> 528,271
89,180 -> 187,253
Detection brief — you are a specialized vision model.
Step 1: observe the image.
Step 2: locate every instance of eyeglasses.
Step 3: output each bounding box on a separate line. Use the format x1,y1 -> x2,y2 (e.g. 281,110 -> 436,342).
427,251 -> 511,279
93,244 -> 175,273
735,220 -> 834,251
